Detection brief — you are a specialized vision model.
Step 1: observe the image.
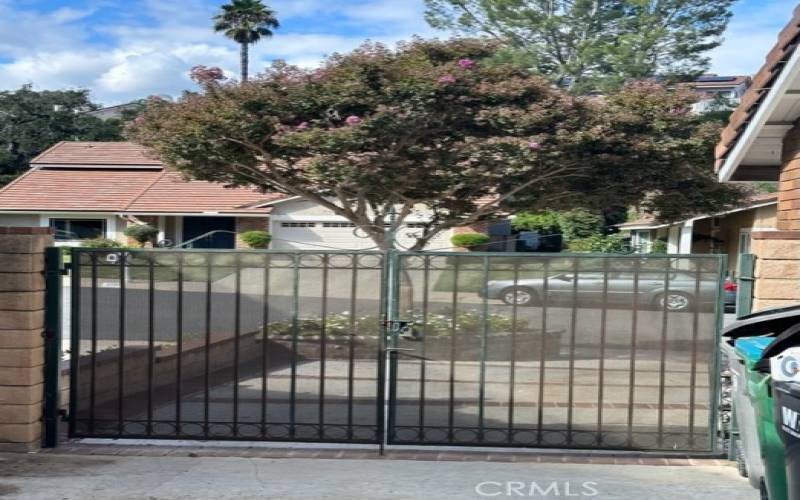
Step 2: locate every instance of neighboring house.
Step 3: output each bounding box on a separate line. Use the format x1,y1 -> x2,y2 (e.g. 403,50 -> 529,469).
714,5 -> 800,311
617,193 -> 777,276
83,100 -> 148,121
689,74 -> 752,113
0,141 -> 455,251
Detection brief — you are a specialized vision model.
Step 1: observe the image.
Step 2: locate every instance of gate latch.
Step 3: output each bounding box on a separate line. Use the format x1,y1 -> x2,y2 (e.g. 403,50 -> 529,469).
384,320 -> 420,340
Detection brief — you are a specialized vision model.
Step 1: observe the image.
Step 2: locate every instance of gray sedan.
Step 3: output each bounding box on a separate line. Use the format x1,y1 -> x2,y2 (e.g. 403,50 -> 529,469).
479,271 -> 720,311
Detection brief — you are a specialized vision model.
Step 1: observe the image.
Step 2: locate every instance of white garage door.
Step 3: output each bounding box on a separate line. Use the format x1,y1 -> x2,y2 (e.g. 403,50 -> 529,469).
271,221 -> 453,251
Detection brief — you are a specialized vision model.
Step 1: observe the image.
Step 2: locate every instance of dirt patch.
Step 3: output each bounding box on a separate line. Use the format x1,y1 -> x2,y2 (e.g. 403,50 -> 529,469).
0,454 -> 116,478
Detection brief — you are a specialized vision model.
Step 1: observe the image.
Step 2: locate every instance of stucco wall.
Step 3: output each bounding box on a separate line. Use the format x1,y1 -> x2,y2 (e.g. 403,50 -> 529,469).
0,215 -> 40,227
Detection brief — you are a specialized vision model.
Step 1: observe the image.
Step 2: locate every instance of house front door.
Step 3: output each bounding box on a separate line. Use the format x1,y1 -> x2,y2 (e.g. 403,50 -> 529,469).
182,216 -> 236,248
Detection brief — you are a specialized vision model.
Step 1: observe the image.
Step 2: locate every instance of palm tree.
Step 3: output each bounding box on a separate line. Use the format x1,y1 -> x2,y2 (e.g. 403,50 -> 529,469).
213,0 -> 279,82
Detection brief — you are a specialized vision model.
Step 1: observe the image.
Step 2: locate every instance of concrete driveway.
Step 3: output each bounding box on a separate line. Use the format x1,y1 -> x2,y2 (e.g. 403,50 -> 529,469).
0,451 -> 756,500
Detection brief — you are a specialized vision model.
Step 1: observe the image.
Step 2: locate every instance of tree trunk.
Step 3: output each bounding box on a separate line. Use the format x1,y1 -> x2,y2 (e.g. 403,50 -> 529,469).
240,42 -> 249,82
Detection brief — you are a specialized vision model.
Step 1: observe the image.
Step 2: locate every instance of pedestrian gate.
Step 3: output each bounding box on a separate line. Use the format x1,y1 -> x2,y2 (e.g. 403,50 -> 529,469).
57,249 -> 726,452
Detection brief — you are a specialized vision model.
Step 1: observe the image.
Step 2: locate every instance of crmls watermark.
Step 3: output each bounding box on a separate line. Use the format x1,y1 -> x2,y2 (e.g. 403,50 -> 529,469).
475,481 -> 600,497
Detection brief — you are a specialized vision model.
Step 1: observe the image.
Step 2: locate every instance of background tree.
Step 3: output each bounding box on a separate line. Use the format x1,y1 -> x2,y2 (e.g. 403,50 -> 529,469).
424,0 -> 735,93
213,0 -> 279,82
128,39 -> 742,250
0,86 -> 125,186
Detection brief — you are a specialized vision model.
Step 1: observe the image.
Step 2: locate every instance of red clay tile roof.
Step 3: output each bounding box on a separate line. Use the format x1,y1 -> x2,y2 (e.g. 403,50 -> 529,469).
0,141 -> 286,214
715,6 -> 800,170
31,141 -> 163,166
125,171 -> 284,214
0,168 -> 284,214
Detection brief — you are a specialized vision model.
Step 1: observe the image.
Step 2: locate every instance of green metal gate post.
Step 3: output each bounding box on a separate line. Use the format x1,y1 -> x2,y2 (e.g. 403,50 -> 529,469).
736,254 -> 756,319
43,247 -> 64,448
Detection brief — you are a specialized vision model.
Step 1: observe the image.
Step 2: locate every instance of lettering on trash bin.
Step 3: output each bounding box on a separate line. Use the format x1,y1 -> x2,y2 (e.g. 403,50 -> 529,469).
782,406 -> 800,438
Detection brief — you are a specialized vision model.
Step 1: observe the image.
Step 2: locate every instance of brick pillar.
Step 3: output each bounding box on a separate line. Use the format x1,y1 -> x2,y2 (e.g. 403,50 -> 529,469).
751,232 -> 800,310
0,227 -> 52,451
235,217 -> 269,249
779,126 -> 800,230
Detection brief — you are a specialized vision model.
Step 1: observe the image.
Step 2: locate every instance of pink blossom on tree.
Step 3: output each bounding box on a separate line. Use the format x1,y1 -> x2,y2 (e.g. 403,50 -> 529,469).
457,58 -> 476,69
190,65 -> 226,86
345,115 -> 362,125
437,74 -> 456,84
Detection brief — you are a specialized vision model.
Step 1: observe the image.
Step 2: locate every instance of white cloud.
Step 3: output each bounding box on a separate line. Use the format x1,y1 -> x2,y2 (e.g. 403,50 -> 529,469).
3,0 -> 785,105
0,0 -> 439,104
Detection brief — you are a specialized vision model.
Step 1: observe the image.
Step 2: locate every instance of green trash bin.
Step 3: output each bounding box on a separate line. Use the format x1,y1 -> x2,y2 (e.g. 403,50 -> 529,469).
735,337 -> 788,500
724,306 -> 800,500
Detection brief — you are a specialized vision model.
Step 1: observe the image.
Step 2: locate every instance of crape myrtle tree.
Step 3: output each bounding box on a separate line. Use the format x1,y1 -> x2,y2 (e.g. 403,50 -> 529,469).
128,39 -> 741,250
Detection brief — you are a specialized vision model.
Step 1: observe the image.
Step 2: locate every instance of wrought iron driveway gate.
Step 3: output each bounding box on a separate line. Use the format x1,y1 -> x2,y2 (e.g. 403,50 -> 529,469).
64,249 -> 725,452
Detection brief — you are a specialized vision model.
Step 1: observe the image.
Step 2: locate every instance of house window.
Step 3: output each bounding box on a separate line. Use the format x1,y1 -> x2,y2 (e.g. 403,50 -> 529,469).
280,222 -> 316,228
739,229 -> 752,255
50,219 -> 106,241
632,230 -> 652,253
322,222 -> 356,228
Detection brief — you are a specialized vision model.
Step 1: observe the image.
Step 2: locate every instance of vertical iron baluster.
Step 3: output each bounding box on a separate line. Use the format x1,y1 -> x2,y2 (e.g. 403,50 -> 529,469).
89,253 -> 98,435
68,250 -> 81,437
597,257 -> 610,446
477,255 -> 490,443
232,253 -> 241,437
507,258 -> 520,445
536,259 -> 550,444
566,258 -> 579,444
117,250 -> 126,436
376,252 -> 387,447
626,258 -> 641,448
43,247 -> 63,448
687,260 -> 703,449
708,256 -> 727,452
447,257 -> 460,443
261,254 -> 271,439
657,257 -> 672,448
346,255 -> 358,440
146,256 -> 155,436
418,256 -> 430,442
318,254 -> 329,440
289,254 -> 300,439
175,253 -> 184,435
203,253 -> 212,438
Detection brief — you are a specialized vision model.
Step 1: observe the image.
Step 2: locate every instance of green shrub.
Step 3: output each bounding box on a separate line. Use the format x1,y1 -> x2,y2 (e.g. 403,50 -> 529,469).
81,238 -> 124,248
266,309 -> 525,338
239,230 -> 272,249
123,224 -> 158,246
649,239 -> 668,254
450,232 -> 490,250
567,234 -> 629,253
558,209 -> 605,241
511,211 -> 561,235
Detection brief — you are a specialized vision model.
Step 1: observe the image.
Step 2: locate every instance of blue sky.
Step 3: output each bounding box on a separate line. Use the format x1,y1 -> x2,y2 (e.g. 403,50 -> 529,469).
0,0 -> 795,105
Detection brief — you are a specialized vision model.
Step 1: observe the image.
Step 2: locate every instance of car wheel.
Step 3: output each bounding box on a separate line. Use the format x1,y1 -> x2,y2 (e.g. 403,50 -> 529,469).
655,292 -> 692,312
501,287 -> 538,306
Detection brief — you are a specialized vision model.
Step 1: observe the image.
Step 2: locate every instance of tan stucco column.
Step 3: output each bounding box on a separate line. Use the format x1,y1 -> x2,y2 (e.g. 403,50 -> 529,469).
0,227 -> 52,451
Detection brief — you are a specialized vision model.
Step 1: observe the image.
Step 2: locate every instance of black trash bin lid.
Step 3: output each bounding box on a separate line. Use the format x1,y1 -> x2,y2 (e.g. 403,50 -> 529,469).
755,323 -> 800,372
723,304 -> 800,339
773,380 -> 800,398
